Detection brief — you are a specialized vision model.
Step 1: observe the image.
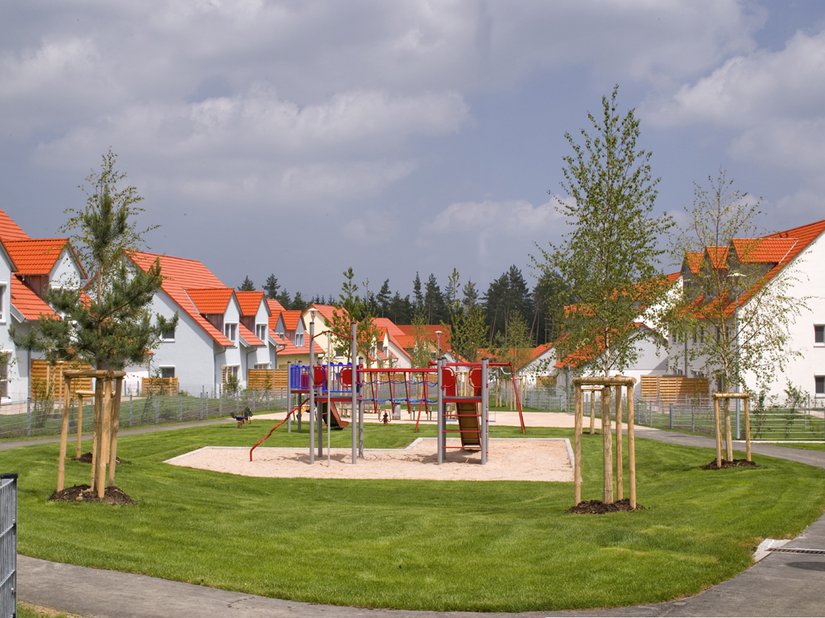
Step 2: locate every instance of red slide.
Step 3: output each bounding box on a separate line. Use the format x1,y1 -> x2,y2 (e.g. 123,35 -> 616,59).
249,398 -> 308,461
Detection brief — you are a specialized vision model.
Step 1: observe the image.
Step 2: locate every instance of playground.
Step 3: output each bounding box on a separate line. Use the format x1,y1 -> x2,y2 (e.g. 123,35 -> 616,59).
167,437 -> 573,481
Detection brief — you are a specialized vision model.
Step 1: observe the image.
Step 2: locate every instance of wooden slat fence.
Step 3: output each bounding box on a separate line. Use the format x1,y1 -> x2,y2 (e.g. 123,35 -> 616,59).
30,360 -> 93,400
247,369 -> 288,391
640,375 -> 709,404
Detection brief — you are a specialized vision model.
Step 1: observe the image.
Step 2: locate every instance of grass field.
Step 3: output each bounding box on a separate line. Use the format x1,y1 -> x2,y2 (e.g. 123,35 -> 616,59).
4,421 -> 825,612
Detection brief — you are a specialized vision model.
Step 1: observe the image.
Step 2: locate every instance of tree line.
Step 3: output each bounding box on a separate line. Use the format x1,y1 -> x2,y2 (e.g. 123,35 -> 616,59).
238,265 -> 574,351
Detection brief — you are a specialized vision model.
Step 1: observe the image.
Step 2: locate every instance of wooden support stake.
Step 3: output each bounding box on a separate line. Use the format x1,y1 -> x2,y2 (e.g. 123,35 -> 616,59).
614,384 -> 623,502
108,377 -> 123,487
57,377 -> 71,493
602,386 -> 613,504
573,386 -> 583,506
627,385 -> 636,510
95,379 -> 110,499
713,397 -> 722,468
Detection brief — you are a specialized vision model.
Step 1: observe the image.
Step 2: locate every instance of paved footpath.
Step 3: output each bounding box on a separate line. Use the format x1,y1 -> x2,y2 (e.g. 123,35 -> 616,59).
14,420 -> 825,617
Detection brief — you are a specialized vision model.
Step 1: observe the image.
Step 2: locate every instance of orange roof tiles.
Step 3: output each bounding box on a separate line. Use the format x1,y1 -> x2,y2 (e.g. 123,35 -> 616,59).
732,237 -> 799,263
309,303 -> 340,323
0,210 -> 30,242
128,251 -> 233,347
705,246 -> 729,269
235,290 -> 266,317
685,251 -> 704,274
281,310 -> 303,332
11,278 -> 56,320
186,287 -> 233,315
266,298 -> 285,314
239,323 -> 265,347
4,239 -> 69,275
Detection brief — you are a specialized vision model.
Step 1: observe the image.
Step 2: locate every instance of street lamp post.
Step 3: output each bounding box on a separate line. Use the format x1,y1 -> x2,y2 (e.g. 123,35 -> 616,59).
435,329 -> 442,357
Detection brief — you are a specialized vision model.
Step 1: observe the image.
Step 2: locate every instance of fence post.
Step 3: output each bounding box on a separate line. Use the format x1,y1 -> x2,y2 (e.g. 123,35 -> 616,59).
25,397 -> 32,436
178,392 -> 183,422
735,401 -> 741,440
129,393 -> 133,427
669,403 -> 673,430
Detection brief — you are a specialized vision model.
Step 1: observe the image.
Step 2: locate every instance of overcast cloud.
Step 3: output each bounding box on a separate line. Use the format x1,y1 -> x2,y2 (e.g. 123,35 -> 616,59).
2,1 -> 824,298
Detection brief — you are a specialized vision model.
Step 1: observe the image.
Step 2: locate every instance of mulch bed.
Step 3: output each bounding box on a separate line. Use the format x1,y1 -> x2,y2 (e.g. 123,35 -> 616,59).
702,458 -> 758,470
76,452 -> 123,464
568,499 -> 643,514
49,484 -> 134,505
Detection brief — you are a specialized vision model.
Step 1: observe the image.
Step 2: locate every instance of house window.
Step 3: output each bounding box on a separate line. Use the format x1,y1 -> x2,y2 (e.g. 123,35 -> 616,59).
224,322 -> 237,342
816,376 -> 825,397
256,324 -> 267,341
0,353 -> 8,398
815,325 -> 825,345
161,323 -> 176,342
222,365 -> 239,387
254,363 -> 270,370
295,332 -> 304,347
159,366 -> 175,379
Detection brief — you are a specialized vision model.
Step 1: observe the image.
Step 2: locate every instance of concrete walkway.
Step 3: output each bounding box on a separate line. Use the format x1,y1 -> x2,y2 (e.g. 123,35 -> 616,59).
15,419 -> 825,617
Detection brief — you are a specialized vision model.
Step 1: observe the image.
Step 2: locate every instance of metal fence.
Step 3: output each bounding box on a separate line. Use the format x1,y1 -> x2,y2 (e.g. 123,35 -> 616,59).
0,474 -> 16,618
0,389 -> 289,441
634,402 -> 825,441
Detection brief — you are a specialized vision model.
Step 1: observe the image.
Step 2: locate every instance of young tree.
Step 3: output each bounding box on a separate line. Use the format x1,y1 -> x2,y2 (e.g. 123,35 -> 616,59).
16,150 -> 173,370
423,273 -> 448,324
535,86 -> 673,375
663,170 -> 806,396
238,275 -> 255,291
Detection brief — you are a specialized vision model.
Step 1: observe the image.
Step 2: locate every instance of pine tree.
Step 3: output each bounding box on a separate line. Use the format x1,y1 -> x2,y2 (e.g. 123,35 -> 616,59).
238,276 -> 255,291
263,274 -> 280,299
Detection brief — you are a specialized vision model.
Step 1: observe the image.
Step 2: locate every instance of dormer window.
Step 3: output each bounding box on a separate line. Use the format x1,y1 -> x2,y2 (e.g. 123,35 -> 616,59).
295,332 -> 304,347
256,324 -> 267,341
815,325 -> 824,346
224,322 -> 237,342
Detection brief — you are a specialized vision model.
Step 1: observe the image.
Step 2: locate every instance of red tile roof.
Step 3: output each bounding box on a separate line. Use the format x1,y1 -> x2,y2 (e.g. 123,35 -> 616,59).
11,278 -> 56,320
186,287 -> 233,315
732,237 -> 799,263
309,304 -> 340,323
685,251 -> 704,274
705,246 -> 729,269
266,298 -> 285,314
4,239 -> 70,275
0,210 -> 30,242
235,290 -> 266,317
281,310 -> 303,332
239,323 -> 265,347
128,251 -> 233,347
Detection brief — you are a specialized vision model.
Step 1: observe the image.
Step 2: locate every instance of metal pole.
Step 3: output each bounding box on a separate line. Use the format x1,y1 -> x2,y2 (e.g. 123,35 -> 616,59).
351,321 -> 357,464
309,312 -> 315,464
437,357 -> 444,464
358,357 -> 365,457
481,358 -> 489,465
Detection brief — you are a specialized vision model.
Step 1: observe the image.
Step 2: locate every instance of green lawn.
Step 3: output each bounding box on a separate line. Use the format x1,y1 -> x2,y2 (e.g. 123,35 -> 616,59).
3,422 -> 825,612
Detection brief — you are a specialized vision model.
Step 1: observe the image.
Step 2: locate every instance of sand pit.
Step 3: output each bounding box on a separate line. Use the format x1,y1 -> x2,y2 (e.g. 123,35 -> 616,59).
166,438 -> 573,482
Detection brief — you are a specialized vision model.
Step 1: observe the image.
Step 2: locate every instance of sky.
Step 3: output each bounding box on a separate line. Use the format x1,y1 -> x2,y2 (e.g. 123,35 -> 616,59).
3,1 -> 825,300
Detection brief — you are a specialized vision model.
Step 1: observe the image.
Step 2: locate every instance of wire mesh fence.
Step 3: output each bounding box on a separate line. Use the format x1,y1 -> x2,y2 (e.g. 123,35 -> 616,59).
0,389 -> 289,440
0,473 -> 16,618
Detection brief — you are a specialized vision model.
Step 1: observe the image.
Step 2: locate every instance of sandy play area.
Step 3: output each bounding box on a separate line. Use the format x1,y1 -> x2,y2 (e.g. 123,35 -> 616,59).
166,437 -> 574,482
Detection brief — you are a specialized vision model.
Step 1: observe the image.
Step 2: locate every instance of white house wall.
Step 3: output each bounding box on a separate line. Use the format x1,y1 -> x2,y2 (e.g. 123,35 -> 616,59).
741,234 -> 825,404
49,249 -> 83,289
149,290 -> 218,394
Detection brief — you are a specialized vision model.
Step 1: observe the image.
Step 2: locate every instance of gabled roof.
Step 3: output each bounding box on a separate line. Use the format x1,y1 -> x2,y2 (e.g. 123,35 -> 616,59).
235,290 -> 267,317
0,210 -> 30,242
308,303 -> 340,323
186,287 -> 234,315
266,298 -> 285,314
4,238 -> 71,275
732,237 -> 799,264
128,251 -> 233,347
11,278 -> 56,320
281,309 -> 304,332
684,252 -> 704,274
239,323 -> 265,347
394,324 -> 451,350
705,246 -> 729,269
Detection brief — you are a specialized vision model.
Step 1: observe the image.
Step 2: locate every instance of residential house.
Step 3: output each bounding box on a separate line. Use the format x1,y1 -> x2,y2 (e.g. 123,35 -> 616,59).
268,301 -> 313,368
0,210 -> 86,403
128,251 -> 279,394
671,218 -> 825,403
